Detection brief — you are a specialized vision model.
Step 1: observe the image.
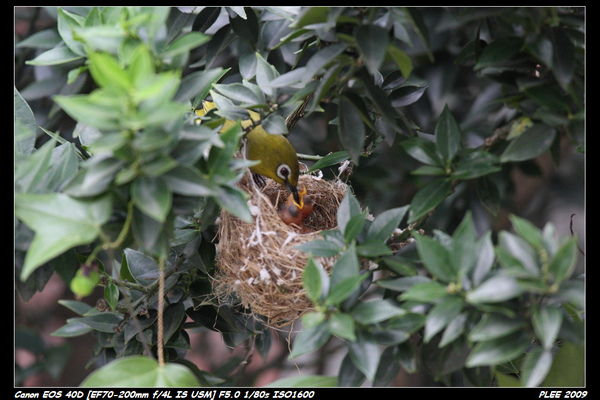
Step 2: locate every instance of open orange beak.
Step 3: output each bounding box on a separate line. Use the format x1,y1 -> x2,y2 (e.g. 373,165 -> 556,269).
294,185 -> 307,209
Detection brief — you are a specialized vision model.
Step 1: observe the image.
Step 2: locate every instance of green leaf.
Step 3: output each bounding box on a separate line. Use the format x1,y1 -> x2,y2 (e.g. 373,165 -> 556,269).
549,237 -> 578,284
51,320 -> 93,338
497,231 -> 540,278
408,178 -> 452,223
308,151 -> 350,172
255,52 -> 279,97
366,206 -> 408,243
64,157 -> 124,197
398,281 -> 447,303
468,313 -> 524,342
266,375 -> 337,388
328,312 -> 356,341
302,43 -> 348,84
389,84 -> 428,108
549,27 -> 575,90
163,31 -> 210,57
53,93 -> 122,131
302,257 -> 329,304
467,274 -> 526,304
476,176 -> 500,216
25,45 -> 84,66
347,330 -> 380,381
327,275 -> 369,306
500,124 -> 556,163
56,8 -> 86,56
387,44 -> 413,79
351,299 -> 406,325
438,312 -> 468,348
541,342 -> 584,387
413,233 -> 454,282
14,137 -> 55,193
337,191 -> 362,234
401,137 -> 442,166
532,304 -> 563,350
87,51 -> 131,93
289,321 -> 331,359
290,7 -> 329,29
343,213 -> 367,243
474,36 -> 523,70
329,244 -> 360,287
450,211 -> 478,275
80,356 -> 200,387
521,347 -> 554,387
423,295 -> 464,343
15,193 -> 112,280
163,165 -> 217,197
14,88 -> 37,157
229,7 -> 259,45
78,313 -> 124,334
180,68 -> 229,108
356,240 -> 393,257
466,331 -> 531,368
296,239 -> 342,257
104,283 -> 119,310
402,8 -> 434,62
338,95 -> 366,164
452,151 -> 501,179
355,25 -> 389,75
435,105 -> 462,164
214,184 -> 252,223
124,248 -> 160,287
509,214 -> 544,250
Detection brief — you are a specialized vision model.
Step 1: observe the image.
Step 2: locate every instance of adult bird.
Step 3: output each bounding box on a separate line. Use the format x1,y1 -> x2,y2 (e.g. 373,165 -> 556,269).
196,101 -> 304,207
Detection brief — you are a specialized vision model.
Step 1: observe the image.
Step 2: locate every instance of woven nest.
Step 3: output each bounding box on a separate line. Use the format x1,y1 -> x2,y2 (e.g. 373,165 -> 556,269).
213,171 -> 348,327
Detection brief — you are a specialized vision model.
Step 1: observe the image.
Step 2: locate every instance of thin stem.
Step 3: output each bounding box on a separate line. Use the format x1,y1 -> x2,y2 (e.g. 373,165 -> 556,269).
156,257 -> 166,367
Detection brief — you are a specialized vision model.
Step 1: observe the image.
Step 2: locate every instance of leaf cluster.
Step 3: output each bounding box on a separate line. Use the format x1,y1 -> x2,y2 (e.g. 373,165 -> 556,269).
15,7 -> 584,387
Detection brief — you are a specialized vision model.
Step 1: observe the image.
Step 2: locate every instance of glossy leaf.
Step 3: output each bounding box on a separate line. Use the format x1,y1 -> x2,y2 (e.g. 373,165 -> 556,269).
467,274 -> 526,304
348,330 -> 380,381
308,151 -> 350,172
338,95 -> 366,163
389,84 -> 428,108
337,191 -> 362,234
401,137 -> 442,166
302,257 -> 329,304
15,193 -> 112,280
468,313 -> 524,342
466,331 -> 531,368
355,25 -> 389,75
123,248 -> 160,287
131,176 -> 172,223
423,295 -> 464,343
408,178 -> 452,223
289,321 -> 331,359
532,304 -> 563,350
500,124 -> 556,163
413,232 -> 454,282
435,105 -> 462,163
328,312 -> 356,341
352,299 -> 406,325
81,356 -> 200,387
549,237 -> 578,284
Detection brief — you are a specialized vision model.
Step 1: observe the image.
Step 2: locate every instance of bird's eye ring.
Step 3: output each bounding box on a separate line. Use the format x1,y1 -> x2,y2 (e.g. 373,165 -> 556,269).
277,164 -> 291,181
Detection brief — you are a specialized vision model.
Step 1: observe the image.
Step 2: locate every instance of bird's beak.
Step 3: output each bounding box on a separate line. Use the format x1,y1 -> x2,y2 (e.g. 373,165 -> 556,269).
286,183 -> 306,209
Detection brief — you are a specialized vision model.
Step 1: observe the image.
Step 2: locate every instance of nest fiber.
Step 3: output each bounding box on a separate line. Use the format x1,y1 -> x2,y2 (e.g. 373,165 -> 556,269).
213,172 -> 347,327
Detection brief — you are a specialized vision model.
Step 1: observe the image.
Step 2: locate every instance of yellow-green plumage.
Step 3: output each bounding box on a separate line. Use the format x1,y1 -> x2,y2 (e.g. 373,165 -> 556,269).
245,125 -> 299,188
197,101 -> 300,202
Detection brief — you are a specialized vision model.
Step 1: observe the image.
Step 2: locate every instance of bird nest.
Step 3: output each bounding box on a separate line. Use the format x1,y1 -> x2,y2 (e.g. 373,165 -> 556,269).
213,172 -> 348,327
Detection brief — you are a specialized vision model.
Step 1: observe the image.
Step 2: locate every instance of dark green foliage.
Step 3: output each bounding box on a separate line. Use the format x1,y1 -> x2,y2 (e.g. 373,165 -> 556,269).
15,7 -> 584,387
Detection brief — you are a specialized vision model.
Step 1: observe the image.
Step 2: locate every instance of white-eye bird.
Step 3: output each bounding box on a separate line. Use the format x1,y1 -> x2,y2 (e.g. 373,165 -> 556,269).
196,101 -> 304,207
